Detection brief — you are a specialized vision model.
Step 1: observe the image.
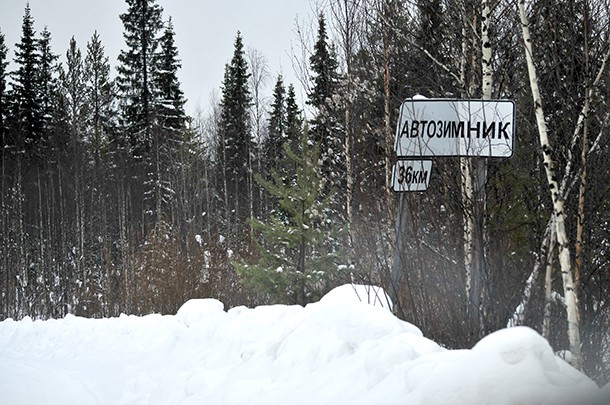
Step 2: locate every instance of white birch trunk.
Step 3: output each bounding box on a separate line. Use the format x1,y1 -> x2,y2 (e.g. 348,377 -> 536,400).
383,29 -> 394,220
461,157 -> 476,316
542,222 -> 557,339
459,2 -> 476,320
481,0 -> 493,100
509,217 -> 554,328
518,0 -> 582,370
345,91 -> 353,229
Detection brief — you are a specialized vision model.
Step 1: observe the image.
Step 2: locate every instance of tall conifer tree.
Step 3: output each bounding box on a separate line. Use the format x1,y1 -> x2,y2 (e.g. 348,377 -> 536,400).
11,4 -> 41,154
265,75 -> 286,174
116,0 -> 163,152
37,27 -> 59,144
117,0 -> 164,226
285,84 -> 303,154
85,31 -> 115,157
152,17 -> 186,225
155,17 -> 186,134
61,37 -> 87,149
0,31 -> 8,143
217,31 -> 252,238
307,13 -> 344,214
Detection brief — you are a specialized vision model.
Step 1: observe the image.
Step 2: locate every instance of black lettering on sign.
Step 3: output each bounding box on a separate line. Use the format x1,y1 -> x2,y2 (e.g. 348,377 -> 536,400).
483,121 -> 495,138
399,120 -> 511,140
398,165 -> 428,185
498,122 -> 510,139
400,120 -> 410,138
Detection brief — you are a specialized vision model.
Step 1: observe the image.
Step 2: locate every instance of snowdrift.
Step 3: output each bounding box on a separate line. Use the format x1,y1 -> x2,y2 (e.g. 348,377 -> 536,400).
0,284 -> 607,404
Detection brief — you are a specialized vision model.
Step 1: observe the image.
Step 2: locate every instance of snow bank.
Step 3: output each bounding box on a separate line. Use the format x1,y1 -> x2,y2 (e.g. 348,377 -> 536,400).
0,284 -> 607,404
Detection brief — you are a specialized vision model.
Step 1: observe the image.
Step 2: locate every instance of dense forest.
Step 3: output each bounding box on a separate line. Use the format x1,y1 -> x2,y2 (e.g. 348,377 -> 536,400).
0,0 -> 608,383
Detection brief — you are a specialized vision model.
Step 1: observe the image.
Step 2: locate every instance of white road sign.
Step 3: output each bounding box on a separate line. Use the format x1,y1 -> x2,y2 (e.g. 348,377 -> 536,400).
394,99 -> 515,158
391,160 -> 433,192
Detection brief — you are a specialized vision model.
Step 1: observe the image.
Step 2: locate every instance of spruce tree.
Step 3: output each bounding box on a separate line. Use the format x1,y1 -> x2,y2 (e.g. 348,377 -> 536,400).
83,32 -> 117,312
152,17 -> 186,225
155,17 -> 186,134
235,129 -> 346,306
85,31 -> 115,159
264,78 -> 303,186
116,0 -> 164,152
37,27 -> 59,142
265,75 -> 286,175
307,13 -> 344,211
283,83 -> 303,186
308,14 -> 339,112
0,31 -> 9,144
117,0 -> 165,227
285,83 -> 303,151
216,31 -> 252,237
413,0 -> 449,96
10,3 -> 42,154
61,37 -> 87,150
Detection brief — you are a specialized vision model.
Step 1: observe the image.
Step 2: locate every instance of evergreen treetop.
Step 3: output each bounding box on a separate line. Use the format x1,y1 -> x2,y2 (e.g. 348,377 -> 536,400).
155,17 -> 186,133
221,31 -> 252,133
85,30 -> 115,153
11,3 -> 42,149
0,31 -> 9,141
61,36 -> 87,140
307,12 -> 345,214
117,0 -> 164,140
37,27 -> 59,135
285,83 -> 302,151
265,74 -> 287,172
308,13 -> 339,111
216,31 -> 253,234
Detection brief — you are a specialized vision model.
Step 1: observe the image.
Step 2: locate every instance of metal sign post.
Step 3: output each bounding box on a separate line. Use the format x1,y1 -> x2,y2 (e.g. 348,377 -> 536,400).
389,98 -> 515,320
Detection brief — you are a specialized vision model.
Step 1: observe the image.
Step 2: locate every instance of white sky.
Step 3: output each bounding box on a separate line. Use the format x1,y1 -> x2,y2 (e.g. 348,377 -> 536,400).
0,0 -> 318,115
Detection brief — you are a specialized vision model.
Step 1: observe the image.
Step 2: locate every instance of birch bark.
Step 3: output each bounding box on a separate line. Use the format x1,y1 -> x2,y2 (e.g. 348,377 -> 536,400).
518,0 -> 582,370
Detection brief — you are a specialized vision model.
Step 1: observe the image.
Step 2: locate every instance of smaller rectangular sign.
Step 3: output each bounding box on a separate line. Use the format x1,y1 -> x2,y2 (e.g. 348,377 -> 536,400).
391,160 -> 433,192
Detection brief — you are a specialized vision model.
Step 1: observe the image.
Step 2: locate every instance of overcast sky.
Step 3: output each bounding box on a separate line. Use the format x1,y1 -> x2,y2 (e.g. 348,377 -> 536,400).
1,0 -> 318,114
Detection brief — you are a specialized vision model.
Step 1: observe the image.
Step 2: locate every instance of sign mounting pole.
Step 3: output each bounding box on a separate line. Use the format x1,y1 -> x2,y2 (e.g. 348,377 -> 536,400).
389,98 -> 515,324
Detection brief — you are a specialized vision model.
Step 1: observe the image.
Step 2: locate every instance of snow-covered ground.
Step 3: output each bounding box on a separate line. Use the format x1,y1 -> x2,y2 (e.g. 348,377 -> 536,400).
1,284 -> 608,404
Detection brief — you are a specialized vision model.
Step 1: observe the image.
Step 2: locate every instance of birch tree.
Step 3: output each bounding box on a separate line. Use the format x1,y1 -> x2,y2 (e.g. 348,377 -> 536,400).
518,0 -> 582,370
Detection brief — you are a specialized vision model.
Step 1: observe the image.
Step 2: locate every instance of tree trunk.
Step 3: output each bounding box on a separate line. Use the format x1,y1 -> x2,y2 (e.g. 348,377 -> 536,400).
574,1 -> 591,292
542,222 -> 557,339
518,0 -> 582,370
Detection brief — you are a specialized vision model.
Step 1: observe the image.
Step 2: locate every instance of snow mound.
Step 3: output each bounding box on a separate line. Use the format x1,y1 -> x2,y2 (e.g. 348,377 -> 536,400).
0,284 -> 606,405
320,283 -> 393,310
176,298 -> 224,326
419,326 -> 601,405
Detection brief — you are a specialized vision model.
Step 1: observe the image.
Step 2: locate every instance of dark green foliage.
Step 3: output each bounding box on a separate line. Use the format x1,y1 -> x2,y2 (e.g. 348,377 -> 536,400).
285,84 -> 302,150
37,27 -> 60,139
60,37 -> 87,151
155,17 -> 186,133
413,0 -> 451,96
216,31 -> 252,236
265,74 -> 286,174
116,0 -> 164,149
84,31 -> 116,159
307,13 -> 345,214
116,0 -> 185,228
0,31 -> 8,143
308,14 -> 340,112
235,129 -> 347,306
10,4 -> 42,153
